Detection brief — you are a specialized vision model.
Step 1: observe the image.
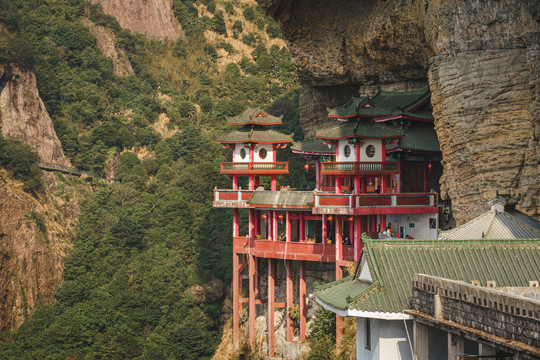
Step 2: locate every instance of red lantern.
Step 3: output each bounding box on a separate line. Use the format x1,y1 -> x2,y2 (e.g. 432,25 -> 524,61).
428,162 -> 432,172
327,215 -> 334,224
348,216 -> 354,222
262,213 -> 268,223
278,214 -> 284,224
304,163 -> 310,173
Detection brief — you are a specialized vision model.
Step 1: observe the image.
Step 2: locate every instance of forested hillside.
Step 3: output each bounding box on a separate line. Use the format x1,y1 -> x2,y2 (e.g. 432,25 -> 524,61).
0,0 -> 308,358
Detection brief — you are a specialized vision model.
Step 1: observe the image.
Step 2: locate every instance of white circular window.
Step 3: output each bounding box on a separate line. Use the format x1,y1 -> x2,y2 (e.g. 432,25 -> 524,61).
366,145 -> 375,158
344,145 -> 351,158
259,148 -> 267,160
240,148 -> 247,159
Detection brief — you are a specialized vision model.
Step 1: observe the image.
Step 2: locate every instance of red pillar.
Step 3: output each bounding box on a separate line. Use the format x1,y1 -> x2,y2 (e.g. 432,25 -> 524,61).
322,214 -> 327,245
286,260 -> 294,342
335,176 -> 341,194
232,175 -> 238,190
354,176 -> 361,194
273,211 -> 278,241
381,175 -> 386,194
286,211 -> 292,242
299,261 -> 307,341
271,176 -> 277,191
316,159 -> 321,190
354,216 -> 362,261
299,212 -> 305,242
232,253 -> 240,349
233,209 -> 239,238
249,209 -> 255,238
248,251 -> 256,345
254,176 -> 260,188
267,258 -> 275,356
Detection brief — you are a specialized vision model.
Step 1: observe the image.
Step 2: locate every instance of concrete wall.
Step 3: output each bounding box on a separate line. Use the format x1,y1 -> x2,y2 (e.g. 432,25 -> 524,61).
385,213 -> 438,239
356,318 -> 414,360
411,275 -> 540,350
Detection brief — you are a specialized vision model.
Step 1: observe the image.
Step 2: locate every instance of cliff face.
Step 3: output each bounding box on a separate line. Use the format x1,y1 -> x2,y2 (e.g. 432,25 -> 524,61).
89,0 -> 182,41
257,0 -> 539,223
0,173 -> 79,331
0,66 -> 66,165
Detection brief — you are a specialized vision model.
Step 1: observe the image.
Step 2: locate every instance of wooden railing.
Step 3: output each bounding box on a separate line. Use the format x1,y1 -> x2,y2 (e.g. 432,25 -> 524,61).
213,189 -> 253,208
314,192 -> 437,214
220,162 -> 289,174
320,161 -> 400,175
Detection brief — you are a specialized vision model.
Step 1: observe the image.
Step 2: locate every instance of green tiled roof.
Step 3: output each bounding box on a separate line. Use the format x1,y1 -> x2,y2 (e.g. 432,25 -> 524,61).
227,107 -> 283,126
316,121 -> 405,140
327,88 -> 431,121
315,237 -> 540,314
386,126 -> 440,153
291,138 -> 335,155
217,129 -> 293,144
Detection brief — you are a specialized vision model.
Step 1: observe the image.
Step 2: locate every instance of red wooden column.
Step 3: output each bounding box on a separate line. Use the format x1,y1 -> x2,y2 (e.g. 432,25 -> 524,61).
248,250 -> 256,345
232,253 -> 240,349
381,174 -> 386,193
249,209 -> 256,238
335,176 -> 342,194
271,176 -> 277,191
322,214 -> 327,246
273,211 -> 278,241
286,211 -> 292,242
249,175 -> 255,190
267,258 -> 275,357
316,159 -> 321,190
299,212 -> 305,242
299,261 -> 307,340
335,216 -> 343,345
286,260 -> 294,342
232,175 -> 238,190
233,209 -> 239,238
254,176 -> 260,188
354,216 -> 362,262
354,176 -> 361,194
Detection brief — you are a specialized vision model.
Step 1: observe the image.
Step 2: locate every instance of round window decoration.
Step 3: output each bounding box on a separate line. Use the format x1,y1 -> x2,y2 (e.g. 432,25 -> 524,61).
366,145 -> 376,158
344,145 -> 351,158
240,148 -> 247,159
259,148 -> 267,160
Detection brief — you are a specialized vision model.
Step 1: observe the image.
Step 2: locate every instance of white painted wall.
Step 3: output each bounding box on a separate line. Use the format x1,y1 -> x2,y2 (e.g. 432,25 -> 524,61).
385,213 -> 438,239
233,144 -> 249,162
359,139 -> 383,162
254,143 -> 273,162
338,139 -> 357,162
356,318 -> 414,360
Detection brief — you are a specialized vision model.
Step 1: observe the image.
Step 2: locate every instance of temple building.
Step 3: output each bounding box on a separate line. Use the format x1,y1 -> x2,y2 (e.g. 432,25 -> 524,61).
213,89 -> 444,357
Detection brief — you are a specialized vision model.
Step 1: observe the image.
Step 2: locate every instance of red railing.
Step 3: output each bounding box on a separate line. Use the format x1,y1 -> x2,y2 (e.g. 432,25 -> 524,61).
320,161 -> 400,175
314,192 -> 437,214
220,162 -> 289,175
233,237 -> 355,262
213,189 -> 253,208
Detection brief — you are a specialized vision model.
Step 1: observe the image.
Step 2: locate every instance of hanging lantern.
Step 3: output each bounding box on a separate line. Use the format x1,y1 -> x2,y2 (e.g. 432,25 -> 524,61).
327,215 -> 334,225
304,163 -> 310,173
278,214 -> 284,224
428,162 -> 432,172
262,213 -> 268,223
348,216 -> 354,222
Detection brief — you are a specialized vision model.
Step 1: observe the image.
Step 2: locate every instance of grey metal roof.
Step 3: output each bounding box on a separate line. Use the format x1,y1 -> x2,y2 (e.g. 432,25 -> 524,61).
439,210 -> 540,240
291,138 -> 335,155
217,129 -> 293,144
248,190 -> 314,208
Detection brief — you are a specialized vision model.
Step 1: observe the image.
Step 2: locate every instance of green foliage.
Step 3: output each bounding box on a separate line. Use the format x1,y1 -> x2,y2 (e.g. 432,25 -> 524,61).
213,11 -> 226,35
304,307 -> 337,360
243,7 -> 255,21
25,211 -> 46,233
266,19 -> 282,39
0,134 -> 42,194
232,20 -> 243,33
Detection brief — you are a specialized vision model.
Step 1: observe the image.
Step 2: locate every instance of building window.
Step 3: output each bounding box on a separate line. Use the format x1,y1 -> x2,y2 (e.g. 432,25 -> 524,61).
259,148 -> 267,160
344,145 -> 351,158
365,318 -> 371,350
240,148 -> 246,159
365,145 -> 375,158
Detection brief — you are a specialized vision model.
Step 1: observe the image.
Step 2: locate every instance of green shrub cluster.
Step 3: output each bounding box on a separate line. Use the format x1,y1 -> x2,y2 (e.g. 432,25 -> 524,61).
0,134 -> 43,194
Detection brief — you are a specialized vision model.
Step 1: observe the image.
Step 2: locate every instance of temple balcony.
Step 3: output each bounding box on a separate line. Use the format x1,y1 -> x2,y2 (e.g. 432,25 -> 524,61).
220,162 -> 289,175
313,192 -> 438,215
233,236 -> 356,262
320,161 -> 400,176
213,189 -> 253,208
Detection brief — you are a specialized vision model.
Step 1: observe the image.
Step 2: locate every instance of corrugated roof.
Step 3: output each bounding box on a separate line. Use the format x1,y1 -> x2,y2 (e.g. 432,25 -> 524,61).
227,107 -> 283,126
316,121 -> 405,140
248,190 -> 314,208
386,126 -> 440,153
291,138 -> 335,155
439,210 -> 540,240
315,238 -> 540,314
217,129 -> 293,144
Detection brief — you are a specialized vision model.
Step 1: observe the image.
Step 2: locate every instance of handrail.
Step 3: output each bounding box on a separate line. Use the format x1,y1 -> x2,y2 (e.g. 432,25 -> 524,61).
221,162 -> 288,170
315,192 -> 436,208
320,161 -> 400,172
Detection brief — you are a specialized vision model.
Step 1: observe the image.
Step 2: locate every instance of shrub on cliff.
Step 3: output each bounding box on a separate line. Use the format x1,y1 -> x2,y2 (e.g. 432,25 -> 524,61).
0,134 -> 43,194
